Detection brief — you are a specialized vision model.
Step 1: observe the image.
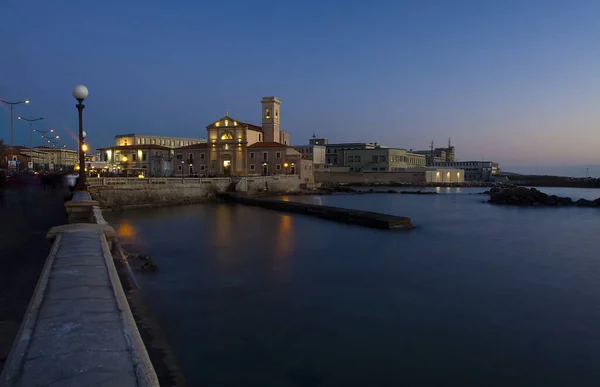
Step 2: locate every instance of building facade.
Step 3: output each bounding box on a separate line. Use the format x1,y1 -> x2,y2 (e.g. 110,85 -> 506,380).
97,145 -> 174,176
172,96 -> 312,183
430,161 -> 499,181
115,134 -> 205,148
344,148 -> 427,171
293,144 -> 326,164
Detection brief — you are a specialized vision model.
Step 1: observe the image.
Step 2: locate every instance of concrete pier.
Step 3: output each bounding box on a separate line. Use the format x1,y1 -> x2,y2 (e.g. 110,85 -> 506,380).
218,193 -> 413,230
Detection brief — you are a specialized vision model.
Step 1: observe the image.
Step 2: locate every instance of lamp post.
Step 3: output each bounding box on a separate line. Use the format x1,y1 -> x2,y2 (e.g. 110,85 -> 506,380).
17,116 -> 44,167
181,160 -> 184,183
0,99 -> 29,150
72,85 -> 88,190
284,162 -> 289,175
34,128 -> 53,146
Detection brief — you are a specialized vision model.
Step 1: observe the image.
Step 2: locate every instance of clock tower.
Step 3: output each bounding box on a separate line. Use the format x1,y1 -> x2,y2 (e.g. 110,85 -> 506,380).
261,96 -> 281,143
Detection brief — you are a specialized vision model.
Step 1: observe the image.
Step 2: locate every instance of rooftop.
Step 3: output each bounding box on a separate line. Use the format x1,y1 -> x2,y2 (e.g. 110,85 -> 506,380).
248,141 -> 292,149
97,144 -> 171,151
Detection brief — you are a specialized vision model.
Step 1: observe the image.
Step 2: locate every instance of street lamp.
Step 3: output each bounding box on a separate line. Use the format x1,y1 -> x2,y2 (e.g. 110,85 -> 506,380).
72,85 -> 88,190
284,162 -> 289,175
0,99 -> 29,150
181,160 -> 185,182
17,116 -> 44,156
34,128 -> 53,146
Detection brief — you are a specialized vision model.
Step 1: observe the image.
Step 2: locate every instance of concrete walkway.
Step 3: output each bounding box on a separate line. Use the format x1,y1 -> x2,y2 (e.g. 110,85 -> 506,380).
0,187 -> 69,372
0,228 -> 157,386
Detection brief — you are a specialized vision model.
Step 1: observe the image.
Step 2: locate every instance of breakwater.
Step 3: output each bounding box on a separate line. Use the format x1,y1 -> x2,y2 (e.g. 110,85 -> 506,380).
217,193 -> 413,229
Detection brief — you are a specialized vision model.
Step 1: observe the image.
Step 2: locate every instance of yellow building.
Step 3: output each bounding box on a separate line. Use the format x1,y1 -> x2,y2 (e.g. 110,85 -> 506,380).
174,96 -> 312,182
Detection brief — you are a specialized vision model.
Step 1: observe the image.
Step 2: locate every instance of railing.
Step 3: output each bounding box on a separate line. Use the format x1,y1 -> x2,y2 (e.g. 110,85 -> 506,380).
87,177 -> 233,186
87,176 -> 299,186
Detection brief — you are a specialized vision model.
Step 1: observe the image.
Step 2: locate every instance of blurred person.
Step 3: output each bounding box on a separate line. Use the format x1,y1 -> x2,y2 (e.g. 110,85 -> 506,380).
0,169 -> 6,208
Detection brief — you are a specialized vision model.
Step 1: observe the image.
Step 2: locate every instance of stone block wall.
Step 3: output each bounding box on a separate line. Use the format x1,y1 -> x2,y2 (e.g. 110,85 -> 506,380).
90,180 -> 231,209
237,176 -> 301,193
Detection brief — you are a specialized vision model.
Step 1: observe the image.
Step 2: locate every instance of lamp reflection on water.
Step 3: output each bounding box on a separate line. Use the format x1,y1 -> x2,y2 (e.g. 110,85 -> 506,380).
272,215 -> 293,281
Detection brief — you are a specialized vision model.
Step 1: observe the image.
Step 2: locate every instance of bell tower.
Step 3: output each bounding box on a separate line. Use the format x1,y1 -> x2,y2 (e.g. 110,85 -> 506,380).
261,96 -> 281,143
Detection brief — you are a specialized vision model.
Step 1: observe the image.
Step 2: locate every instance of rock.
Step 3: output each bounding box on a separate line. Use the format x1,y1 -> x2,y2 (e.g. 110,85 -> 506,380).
387,189 -> 398,193
488,187 -> 575,207
575,198 -> 598,207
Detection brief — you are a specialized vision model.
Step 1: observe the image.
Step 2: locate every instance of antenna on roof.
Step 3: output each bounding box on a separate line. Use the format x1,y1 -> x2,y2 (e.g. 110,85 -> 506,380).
312,131 -> 316,138
226,109 -> 229,117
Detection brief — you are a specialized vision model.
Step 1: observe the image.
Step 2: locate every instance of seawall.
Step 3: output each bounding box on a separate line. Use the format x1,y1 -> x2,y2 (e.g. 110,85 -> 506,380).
88,176 -> 302,210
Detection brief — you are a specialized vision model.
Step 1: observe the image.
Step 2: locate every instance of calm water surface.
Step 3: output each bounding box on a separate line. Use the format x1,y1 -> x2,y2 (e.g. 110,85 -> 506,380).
105,187 -> 600,387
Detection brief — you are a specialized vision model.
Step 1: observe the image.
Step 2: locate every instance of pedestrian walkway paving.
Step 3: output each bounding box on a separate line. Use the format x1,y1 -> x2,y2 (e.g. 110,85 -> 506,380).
1,229 -> 156,386
0,187 -> 69,372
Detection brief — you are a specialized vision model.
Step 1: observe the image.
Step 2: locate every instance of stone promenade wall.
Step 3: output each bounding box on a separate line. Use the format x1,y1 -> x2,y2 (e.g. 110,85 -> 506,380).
88,176 -> 301,209
236,175 -> 301,193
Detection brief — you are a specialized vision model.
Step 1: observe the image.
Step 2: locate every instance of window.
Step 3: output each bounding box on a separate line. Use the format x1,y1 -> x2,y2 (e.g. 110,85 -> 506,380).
379,167 -> 386,171
177,165 -> 182,171
176,153 -> 183,160
132,154 -> 137,161
200,165 -> 205,171
250,164 -> 255,171
250,152 -> 255,159
265,108 -> 271,119
258,134 -> 262,141
223,144 -> 230,150
263,152 -> 268,161
221,132 -> 233,140
355,156 -> 361,162
276,152 -> 281,159
276,164 -> 281,171
372,156 -> 378,162
348,156 -> 354,162
189,153 -> 194,160
142,152 -> 147,161
200,153 -> 205,160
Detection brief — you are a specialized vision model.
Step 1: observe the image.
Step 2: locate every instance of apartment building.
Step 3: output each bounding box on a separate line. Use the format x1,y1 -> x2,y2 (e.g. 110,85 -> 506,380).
345,148 -> 427,171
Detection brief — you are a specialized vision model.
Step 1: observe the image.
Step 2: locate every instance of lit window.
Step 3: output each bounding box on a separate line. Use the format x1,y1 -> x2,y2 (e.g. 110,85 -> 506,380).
265,109 -> 271,119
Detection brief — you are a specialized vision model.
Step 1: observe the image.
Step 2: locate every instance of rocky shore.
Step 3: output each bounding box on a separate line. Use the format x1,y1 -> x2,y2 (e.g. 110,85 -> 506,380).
486,187 -> 600,207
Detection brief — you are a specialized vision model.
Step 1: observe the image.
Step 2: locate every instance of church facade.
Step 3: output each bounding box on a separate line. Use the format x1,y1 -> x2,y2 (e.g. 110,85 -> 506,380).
174,96 -> 313,183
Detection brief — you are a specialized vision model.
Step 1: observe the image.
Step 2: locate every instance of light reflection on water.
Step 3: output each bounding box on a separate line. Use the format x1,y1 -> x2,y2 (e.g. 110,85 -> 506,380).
104,189 -> 600,387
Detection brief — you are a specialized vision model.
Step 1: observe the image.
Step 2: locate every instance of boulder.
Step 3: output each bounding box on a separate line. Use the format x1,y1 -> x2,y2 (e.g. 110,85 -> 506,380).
575,198 -> 598,207
488,187 -> 576,207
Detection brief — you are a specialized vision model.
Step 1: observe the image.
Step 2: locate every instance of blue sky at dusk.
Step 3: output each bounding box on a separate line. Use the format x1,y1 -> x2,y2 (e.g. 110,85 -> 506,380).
1,0 -> 599,176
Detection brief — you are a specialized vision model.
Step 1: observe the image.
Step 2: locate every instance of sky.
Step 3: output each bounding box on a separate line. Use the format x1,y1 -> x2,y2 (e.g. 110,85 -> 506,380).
1,0 -> 599,176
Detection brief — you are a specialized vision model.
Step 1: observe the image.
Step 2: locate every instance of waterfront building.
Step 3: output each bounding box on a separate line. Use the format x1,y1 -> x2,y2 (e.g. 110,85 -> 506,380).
115,134 -> 205,148
97,144 -> 173,177
173,96 -> 314,184
430,161 -> 499,181
293,144 -> 326,164
413,139 -> 456,165
344,148 -> 427,171
96,133 -> 204,176
34,146 -> 78,170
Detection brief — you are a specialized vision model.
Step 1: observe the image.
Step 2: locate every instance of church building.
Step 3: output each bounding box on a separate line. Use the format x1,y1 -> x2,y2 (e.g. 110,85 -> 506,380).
174,97 -> 313,183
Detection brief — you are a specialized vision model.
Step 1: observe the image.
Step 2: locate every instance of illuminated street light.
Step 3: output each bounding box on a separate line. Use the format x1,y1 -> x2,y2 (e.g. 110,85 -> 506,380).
72,84 -> 89,190
0,99 -> 30,151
